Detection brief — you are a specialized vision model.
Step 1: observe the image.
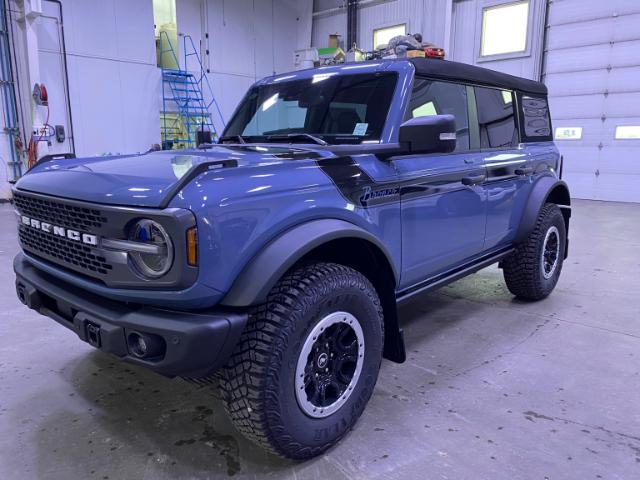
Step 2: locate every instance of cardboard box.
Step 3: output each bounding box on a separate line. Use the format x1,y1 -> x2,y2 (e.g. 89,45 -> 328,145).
406,50 -> 426,58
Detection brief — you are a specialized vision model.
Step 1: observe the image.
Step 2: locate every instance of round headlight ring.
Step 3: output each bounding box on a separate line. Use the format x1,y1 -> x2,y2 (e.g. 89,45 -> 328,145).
128,219 -> 174,278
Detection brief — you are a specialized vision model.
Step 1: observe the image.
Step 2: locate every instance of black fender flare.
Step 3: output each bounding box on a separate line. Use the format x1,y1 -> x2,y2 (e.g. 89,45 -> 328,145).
515,176 -> 571,245
220,219 -> 399,307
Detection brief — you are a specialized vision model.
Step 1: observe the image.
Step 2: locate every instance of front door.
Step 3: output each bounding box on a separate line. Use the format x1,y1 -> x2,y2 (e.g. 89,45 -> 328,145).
397,78 -> 487,289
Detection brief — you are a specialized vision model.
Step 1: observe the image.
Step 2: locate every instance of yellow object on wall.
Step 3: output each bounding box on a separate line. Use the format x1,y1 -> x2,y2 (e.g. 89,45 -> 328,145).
157,23 -> 179,69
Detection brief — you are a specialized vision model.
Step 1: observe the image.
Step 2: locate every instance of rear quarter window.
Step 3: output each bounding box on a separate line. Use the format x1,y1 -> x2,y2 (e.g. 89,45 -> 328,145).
519,94 -> 553,141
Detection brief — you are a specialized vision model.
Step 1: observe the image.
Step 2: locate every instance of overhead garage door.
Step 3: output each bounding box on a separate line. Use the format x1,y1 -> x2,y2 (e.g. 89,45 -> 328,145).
544,0 -> 640,202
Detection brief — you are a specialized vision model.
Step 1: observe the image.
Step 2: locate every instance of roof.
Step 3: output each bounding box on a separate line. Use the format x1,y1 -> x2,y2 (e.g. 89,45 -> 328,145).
408,58 -> 547,96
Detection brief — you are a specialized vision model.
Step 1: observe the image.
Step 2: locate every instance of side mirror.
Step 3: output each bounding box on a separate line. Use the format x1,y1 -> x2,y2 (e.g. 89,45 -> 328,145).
398,114 -> 457,154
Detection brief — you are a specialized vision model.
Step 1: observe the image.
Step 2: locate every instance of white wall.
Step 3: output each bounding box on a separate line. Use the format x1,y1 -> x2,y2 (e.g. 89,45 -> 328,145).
0,0 -> 312,199
63,0 -> 160,156
2,0 -> 161,177
178,0 -> 312,132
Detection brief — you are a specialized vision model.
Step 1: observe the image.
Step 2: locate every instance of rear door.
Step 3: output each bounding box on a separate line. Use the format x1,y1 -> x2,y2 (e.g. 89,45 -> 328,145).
396,78 -> 487,288
475,86 -> 532,249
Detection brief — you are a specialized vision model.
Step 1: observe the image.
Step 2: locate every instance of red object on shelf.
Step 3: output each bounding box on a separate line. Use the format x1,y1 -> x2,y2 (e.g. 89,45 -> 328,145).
424,46 -> 445,59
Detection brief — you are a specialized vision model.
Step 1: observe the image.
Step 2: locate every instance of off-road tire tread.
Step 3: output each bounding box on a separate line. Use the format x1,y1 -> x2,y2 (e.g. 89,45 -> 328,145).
502,203 -> 565,300
219,262 -> 383,459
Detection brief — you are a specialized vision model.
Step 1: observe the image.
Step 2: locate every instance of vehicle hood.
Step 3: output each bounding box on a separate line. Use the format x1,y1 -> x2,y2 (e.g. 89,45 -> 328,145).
14,145 -> 330,207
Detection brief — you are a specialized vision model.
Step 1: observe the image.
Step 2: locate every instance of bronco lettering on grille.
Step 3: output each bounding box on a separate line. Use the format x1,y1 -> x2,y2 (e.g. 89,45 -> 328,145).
19,214 -> 99,246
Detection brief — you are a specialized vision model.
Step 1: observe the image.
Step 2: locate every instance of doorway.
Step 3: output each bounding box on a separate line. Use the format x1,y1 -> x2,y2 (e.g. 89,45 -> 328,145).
153,0 -> 178,69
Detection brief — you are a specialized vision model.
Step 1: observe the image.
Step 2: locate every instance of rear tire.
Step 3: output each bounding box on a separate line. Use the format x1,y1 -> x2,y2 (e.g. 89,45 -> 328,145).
502,203 -> 566,301
219,262 -> 384,459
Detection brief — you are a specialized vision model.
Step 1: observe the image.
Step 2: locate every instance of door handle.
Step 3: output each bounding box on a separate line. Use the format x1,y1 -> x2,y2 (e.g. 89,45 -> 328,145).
515,166 -> 534,176
461,174 -> 486,186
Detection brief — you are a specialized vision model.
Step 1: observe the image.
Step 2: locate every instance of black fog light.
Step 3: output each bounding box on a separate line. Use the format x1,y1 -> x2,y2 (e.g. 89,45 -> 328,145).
127,331 -> 166,359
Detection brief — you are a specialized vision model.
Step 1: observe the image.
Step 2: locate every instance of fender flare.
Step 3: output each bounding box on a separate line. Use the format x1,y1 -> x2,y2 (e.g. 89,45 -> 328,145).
220,219 -> 399,307
515,176 -> 571,244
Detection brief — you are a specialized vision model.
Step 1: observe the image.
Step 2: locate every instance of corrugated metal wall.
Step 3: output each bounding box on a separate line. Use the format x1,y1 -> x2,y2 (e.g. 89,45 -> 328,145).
311,0 -> 640,203
544,0 -> 640,202
312,0 -> 448,51
449,0 -> 546,80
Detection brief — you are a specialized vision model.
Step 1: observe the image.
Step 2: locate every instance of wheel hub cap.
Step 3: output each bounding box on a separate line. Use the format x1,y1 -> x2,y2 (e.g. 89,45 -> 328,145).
316,353 -> 329,369
295,312 -> 365,418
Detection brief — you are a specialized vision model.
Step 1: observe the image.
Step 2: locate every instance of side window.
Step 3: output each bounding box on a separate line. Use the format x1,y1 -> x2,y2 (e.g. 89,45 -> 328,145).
521,95 -> 552,139
406,79 -> 470,151
474,86 -> 518,149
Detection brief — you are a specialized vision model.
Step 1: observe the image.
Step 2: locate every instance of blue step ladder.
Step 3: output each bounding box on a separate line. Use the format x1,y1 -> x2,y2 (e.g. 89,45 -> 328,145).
159,32 -> 225,149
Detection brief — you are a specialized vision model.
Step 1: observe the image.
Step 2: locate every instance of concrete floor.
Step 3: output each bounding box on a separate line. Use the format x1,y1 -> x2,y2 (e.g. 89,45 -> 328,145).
1,199 -> 639,480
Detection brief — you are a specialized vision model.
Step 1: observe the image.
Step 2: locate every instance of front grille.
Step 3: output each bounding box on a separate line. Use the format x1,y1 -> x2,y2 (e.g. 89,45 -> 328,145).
19,227 -> 113,275
13,189 -> 196,289
13,192 -> 107,232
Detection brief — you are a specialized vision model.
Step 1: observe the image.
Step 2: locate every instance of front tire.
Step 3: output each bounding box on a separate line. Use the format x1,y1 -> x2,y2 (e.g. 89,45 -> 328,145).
502,203 -> 566,300
219,262 -> 384,459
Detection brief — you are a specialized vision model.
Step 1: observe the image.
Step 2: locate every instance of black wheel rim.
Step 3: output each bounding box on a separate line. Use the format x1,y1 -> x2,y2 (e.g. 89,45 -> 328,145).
295,312 -> 364,418
541,226 -> 560,279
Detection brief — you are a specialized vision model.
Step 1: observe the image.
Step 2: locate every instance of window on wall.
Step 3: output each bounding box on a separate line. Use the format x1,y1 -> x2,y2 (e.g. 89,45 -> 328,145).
480,1 -> 529,57
475,86 -> 518,149
406,79 -> 470,151
373,24 -> 406,50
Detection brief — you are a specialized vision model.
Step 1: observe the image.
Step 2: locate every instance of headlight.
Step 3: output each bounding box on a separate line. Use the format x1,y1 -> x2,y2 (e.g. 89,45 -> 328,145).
128,219 -> 174,278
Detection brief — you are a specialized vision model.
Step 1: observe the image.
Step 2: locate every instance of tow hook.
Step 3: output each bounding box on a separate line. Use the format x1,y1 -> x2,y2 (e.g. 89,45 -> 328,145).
85,322 -> 101,348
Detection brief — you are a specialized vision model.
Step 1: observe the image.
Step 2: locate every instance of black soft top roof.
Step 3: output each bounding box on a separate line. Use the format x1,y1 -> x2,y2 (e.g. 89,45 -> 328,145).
408,58 -> 547,96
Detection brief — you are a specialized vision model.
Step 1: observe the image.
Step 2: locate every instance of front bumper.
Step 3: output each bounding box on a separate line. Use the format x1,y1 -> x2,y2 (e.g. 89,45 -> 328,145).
14,253 -> 247,378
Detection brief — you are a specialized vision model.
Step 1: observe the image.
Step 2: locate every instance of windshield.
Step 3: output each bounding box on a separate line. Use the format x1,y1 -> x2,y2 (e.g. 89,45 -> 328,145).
223,72 -> 397,144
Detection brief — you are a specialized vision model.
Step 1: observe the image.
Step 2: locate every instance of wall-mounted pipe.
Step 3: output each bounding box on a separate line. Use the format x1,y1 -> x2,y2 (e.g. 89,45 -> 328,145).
538,0 -> 551,82
346,0 -> 358,50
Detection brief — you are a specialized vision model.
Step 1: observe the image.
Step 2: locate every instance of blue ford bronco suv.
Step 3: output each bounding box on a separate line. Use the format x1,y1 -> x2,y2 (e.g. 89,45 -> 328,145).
13,58 -> 570,459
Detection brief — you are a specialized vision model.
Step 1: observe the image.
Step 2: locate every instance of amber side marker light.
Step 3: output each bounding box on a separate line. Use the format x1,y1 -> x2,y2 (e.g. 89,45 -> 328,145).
186,227 -> 198,266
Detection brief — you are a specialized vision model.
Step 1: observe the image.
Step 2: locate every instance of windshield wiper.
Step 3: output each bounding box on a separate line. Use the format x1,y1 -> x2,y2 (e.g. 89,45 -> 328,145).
218,134 -> 246,144
266,133 -> 328,146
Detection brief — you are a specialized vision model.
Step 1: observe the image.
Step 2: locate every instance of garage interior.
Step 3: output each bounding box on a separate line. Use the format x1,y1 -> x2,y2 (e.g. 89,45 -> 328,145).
1,0 -> 639,479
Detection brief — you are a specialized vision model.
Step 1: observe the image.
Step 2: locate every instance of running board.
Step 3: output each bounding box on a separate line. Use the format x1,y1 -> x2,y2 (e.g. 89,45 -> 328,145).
396,248 -> 515,304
